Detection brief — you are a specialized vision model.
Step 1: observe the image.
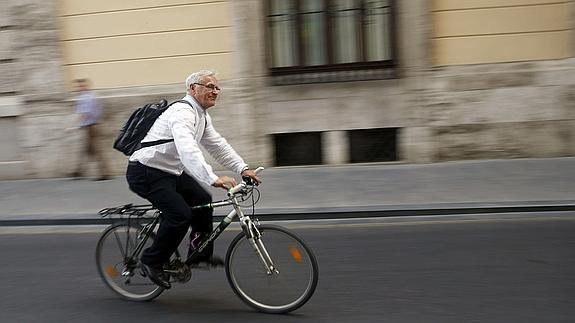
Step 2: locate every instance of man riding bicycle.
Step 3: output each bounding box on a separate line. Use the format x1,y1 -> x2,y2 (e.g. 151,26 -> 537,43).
126,70 -> 261,289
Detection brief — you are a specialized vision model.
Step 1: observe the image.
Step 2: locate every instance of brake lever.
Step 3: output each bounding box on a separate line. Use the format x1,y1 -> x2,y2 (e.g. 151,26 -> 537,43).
242,176 -> 254,186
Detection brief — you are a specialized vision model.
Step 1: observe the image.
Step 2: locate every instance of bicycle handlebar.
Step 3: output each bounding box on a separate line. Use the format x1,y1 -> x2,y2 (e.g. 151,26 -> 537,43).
228,166 -> 264,196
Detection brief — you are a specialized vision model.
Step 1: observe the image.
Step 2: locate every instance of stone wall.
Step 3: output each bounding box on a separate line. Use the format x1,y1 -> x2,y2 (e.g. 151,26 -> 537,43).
1,0 -> 68,178
0,0 -> 70,178
424,59 -> 575,161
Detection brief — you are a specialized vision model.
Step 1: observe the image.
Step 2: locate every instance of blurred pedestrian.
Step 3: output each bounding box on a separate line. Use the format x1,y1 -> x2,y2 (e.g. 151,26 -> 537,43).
71,78 -> 111,180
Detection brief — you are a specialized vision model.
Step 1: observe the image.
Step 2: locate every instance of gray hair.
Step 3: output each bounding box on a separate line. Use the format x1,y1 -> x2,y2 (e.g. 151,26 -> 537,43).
185,70 -> 216,91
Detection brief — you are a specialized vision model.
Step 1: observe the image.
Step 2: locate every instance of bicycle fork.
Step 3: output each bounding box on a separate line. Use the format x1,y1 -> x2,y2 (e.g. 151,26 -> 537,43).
244,220 -> 280,275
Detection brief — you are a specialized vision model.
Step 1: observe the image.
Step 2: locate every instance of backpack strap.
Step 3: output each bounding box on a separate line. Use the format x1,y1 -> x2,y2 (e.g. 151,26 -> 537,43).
139,100 -> 194,149
140,138 -> 174,148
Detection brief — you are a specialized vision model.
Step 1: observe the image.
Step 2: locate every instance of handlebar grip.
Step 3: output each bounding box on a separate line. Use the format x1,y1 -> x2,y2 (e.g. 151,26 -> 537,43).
228,183 -> 245,196
229,166 -> 264,196
243,167 -> 264,185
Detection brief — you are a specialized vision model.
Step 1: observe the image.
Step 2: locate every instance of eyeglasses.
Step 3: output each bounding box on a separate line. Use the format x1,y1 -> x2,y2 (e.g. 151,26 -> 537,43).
193,83 -> 221,92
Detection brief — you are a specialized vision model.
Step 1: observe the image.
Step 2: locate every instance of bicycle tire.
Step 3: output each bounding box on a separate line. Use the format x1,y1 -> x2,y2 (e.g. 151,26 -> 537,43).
225,224 -> 319,313
95,223 -> 165,301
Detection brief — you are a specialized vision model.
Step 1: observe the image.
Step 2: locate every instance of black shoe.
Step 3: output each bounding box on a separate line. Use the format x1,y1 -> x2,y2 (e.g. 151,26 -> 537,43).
94,176 -> 111,181
189,255 -> 225,268
141,263 -> 171,289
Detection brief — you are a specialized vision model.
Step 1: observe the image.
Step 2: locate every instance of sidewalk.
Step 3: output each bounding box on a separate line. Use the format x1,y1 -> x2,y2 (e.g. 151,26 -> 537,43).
1,157 -> 574,225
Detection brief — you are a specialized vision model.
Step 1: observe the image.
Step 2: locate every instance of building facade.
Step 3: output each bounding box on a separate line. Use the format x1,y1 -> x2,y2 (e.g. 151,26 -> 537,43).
0,0 -> 573,179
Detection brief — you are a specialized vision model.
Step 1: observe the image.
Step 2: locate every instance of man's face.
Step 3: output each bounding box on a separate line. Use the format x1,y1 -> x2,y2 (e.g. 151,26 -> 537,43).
190,75 -> 220,109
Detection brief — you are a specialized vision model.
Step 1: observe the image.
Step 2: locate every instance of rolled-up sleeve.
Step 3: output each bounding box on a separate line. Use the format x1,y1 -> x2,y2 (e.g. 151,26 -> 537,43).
168,107 -> 219,185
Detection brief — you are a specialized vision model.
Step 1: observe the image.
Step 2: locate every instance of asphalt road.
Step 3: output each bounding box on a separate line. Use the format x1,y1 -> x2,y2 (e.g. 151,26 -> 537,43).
1,213 -> 574,323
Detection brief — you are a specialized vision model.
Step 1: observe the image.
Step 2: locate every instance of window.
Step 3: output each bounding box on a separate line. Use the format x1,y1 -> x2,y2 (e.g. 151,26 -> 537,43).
269,0 -> 299,68
348,128 -> 399,163
266,0 -> 396,84
273,132 -> 323,166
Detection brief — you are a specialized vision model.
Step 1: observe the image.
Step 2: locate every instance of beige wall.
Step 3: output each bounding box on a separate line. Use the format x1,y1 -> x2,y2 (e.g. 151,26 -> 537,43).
58,0 -> 234,89
431,0 -> 573,66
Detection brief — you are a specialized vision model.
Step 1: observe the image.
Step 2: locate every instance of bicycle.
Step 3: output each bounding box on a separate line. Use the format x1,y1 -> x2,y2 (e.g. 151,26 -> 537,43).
95,167 -> 319,314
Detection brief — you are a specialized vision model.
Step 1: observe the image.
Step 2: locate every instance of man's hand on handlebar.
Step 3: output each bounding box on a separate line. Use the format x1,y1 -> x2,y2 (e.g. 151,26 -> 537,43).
213,176 -> 237,190
213,169 -> 262,191
241,169 -> 262,186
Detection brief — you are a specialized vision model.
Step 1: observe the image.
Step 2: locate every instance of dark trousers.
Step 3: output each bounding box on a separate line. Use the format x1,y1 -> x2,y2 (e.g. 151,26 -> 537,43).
126,162 -> 213,268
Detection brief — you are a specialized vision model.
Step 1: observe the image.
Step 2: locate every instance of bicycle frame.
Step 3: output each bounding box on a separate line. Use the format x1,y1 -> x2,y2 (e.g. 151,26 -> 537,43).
187,190 -> 279,275
127,213 -> 161,265
122,167 -> 278,275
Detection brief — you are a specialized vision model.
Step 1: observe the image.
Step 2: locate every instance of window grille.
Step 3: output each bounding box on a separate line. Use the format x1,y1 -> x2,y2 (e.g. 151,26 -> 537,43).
266,0 -> 397,85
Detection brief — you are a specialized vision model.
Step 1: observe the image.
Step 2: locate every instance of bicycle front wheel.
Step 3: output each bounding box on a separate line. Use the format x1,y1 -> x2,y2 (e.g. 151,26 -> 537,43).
95,223 -> 164,301
225,225 -> 318,313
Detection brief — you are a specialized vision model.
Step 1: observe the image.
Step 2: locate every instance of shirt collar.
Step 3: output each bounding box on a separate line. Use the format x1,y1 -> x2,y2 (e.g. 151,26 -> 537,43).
183,94 -> 206,116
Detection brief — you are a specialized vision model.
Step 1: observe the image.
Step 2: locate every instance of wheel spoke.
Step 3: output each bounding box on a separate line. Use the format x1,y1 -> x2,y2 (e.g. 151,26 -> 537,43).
96,223 -> 164,301
112,229 -> 127,259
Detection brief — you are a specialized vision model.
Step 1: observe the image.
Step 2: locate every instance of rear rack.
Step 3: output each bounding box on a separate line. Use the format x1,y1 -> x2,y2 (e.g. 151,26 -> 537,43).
99,204 -> 159,221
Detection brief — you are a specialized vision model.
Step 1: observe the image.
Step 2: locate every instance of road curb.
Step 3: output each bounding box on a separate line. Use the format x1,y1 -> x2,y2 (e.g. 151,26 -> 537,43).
1,203 -> 574,227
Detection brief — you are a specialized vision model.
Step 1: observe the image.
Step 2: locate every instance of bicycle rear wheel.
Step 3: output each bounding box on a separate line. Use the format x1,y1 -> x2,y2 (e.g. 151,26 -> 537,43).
225,225 -> 318,313
95,223 -> 164,301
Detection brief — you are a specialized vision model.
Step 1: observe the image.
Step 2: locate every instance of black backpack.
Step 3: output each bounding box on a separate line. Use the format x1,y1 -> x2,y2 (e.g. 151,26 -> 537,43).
113,99 -> 192,156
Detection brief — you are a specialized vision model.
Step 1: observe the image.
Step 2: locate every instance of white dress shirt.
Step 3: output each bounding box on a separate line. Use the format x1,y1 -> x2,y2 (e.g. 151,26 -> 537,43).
129,95 -> 248,186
